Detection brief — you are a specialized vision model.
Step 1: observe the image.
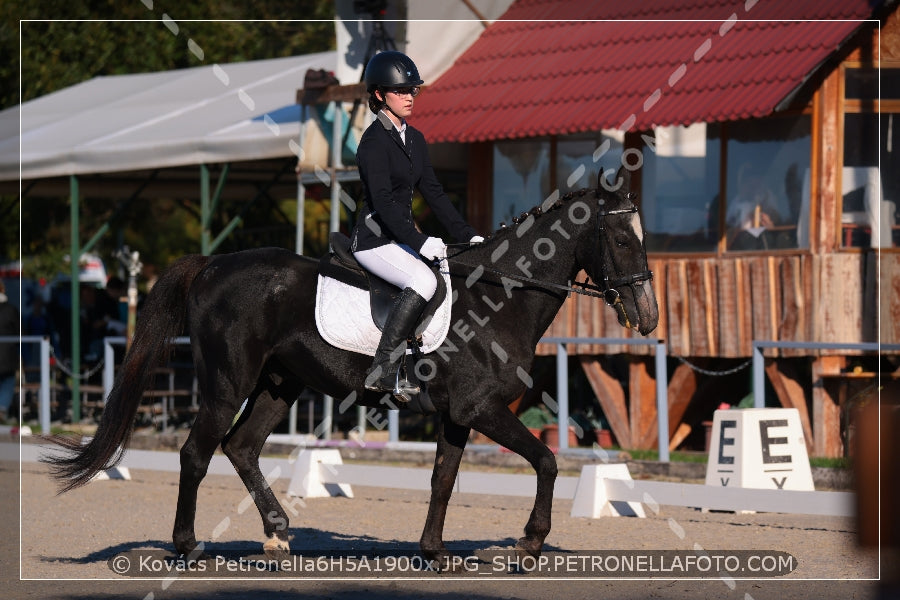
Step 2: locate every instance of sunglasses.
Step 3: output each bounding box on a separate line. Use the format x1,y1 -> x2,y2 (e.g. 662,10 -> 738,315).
386,87 -> 420,97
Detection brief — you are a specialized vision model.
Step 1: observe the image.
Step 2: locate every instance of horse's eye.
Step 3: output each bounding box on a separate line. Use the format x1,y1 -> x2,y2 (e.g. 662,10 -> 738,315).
615,236 -> 630,248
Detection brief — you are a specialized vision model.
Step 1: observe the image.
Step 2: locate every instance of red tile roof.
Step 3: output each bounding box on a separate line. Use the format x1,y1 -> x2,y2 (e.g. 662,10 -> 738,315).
412,0 -> 886,143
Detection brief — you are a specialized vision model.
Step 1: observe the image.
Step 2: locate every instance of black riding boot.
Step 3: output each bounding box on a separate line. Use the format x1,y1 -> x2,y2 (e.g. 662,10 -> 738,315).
364,287 -> 428,401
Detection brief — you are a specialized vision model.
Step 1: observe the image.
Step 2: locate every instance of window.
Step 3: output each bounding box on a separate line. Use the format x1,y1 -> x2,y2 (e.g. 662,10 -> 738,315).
640,117 -> 810,253
642,123 -> 719,253
557,132 -> 623,194
491,118 -> 812,252
493,138 -> 551,228
724,116 -> 811,251
841,67 -> 899,249
492,134 -> 623,229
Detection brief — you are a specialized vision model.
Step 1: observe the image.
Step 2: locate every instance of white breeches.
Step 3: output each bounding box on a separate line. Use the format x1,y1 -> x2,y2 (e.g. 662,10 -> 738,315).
353,243 -> 437,301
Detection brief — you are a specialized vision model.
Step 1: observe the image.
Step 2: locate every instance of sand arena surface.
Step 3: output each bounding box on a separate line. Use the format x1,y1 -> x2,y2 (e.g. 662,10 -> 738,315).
3,456 -> 884,599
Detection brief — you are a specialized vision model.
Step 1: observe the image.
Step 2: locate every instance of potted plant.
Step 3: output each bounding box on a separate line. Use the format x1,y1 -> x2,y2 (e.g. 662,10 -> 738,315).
586,407 -> 614,448
518,405 -> 555,440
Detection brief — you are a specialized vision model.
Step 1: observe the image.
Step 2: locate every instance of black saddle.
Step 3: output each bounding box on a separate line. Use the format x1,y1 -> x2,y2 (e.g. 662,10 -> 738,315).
318,232 -> 447,334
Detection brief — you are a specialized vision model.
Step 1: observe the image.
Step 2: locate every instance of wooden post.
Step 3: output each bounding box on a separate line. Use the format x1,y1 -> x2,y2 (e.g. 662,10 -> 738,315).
764,359 -> 814,454
854,392 -> 899,550
580,357 -> 631,449
811,355 -> 845,457
665,361 -> 698,449
629,358 -> 658,449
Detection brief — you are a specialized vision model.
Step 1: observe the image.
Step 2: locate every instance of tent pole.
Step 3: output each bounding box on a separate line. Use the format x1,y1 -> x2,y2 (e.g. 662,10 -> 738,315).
329,100 -> 343,233
289,106 -> 309,437
209,163 -> 229,219
296,179 -> 306,252
69,175 -> 81,422
208,160 -> 289,254
295,105 -> 307,257
321,100 -> 345,442
201,164 -> 211,256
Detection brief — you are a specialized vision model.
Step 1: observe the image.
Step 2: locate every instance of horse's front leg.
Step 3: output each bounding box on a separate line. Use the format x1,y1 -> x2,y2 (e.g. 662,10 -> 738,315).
420,412 -> 469,568
465,405 -> 557,558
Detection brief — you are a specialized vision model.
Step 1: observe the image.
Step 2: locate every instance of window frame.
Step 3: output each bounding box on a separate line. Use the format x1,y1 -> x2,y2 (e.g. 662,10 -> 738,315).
838,61 -> 900,251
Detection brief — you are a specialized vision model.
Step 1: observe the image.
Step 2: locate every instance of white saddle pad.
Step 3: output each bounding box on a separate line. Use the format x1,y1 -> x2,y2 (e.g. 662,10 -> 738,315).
314,260 -> 453,357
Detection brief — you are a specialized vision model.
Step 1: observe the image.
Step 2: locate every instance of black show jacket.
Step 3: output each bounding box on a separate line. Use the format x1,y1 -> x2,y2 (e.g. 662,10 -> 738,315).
351,111 -> 476,254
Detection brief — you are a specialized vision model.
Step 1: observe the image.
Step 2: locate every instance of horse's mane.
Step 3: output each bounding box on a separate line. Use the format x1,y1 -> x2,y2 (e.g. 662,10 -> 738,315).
449,187 -> 598,259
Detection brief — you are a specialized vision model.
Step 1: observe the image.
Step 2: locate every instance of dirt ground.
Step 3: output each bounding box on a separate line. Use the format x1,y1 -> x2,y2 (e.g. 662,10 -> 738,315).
1,452 -> 890,600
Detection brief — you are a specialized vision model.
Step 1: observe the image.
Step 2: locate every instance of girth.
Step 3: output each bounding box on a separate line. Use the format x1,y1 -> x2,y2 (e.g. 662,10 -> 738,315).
318,232 -> 446,333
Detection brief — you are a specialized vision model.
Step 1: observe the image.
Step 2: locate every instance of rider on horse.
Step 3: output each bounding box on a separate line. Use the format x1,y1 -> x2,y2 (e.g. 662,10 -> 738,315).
351,50 -> 483,401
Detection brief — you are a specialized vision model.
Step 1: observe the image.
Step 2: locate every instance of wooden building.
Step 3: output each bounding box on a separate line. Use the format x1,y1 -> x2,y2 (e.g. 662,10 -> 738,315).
413,0 -> 900,456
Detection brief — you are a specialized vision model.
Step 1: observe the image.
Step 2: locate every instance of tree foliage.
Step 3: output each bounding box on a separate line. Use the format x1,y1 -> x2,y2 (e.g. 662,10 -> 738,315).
3,1 -> 336,109
3,1 -> 337,276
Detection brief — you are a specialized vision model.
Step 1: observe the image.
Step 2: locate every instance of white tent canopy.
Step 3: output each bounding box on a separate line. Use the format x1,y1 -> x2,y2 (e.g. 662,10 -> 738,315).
0,51 -> 339,182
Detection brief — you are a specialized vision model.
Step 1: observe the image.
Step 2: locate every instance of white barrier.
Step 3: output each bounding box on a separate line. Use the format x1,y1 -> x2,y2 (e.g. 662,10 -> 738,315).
286,448 -> 580,500
283,450 -> 853,518
287,449 -> 354,498
597,478 -> 853,517
90,466 -> 131,482
570,464 -> 645,518
13,443 -> 296,482
7,445 -> 854,518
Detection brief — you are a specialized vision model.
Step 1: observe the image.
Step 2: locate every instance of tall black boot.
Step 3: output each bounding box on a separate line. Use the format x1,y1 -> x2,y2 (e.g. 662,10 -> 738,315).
364,287 -> 428,400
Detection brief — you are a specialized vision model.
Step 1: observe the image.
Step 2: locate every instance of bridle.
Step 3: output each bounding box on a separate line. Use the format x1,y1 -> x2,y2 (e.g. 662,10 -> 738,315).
445,200 -> 653,308
595,203 -> 654,307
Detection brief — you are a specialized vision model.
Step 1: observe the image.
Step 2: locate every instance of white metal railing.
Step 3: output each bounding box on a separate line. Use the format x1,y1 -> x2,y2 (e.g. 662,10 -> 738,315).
752,340 -> 900,408
27,333 -> 900,464
103,336 -> 192,432
0,336 -> 51,434
542,337 -> 669,460
99,335 -> 668,458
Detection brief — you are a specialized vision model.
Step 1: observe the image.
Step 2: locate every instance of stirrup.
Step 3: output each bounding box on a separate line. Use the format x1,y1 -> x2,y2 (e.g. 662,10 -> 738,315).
388,367 -> 420,402
364,366 -> 419,401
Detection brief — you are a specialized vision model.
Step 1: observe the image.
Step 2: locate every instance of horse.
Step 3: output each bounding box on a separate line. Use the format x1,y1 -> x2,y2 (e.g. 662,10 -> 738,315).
43,166 -> 658,567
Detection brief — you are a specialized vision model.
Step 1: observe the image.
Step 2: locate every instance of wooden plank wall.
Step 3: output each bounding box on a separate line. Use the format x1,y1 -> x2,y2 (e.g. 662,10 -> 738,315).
882,253 -> 900,344
539,252 -> 896,357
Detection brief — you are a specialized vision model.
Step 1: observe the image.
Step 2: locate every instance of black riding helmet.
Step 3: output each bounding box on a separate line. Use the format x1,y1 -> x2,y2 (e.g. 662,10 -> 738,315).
363,50 -> 424,93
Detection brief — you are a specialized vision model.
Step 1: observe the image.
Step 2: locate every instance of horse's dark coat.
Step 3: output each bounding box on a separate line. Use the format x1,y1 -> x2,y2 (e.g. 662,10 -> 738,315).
44,167 -> 658,564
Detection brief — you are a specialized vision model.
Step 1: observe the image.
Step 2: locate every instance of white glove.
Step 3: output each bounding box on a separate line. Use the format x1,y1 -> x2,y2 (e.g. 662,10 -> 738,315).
419,236 -> 447,260
469,235 -> 485,244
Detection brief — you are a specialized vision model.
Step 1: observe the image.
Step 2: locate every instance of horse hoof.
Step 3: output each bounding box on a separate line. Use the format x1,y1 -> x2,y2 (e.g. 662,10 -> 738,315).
427,553 -> 465,574
263,534 -> 291,560
175,541 -> 211,561
514,537 -> 542,559
421,545 -> 458,574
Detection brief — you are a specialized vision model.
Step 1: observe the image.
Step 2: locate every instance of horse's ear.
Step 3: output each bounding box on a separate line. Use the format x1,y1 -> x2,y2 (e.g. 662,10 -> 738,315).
615,165 -> 631,194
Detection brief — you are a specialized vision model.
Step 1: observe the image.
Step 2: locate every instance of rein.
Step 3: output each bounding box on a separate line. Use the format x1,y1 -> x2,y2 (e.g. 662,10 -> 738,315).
444,203 -> 653,307
441,259 -> 618,303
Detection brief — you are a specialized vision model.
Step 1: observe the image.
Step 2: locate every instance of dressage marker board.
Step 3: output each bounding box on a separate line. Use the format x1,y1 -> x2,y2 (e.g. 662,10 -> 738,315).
704,408 -> 814,491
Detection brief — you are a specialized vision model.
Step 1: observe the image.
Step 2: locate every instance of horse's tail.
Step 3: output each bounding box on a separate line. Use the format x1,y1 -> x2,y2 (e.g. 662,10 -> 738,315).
42,254 -> 210,493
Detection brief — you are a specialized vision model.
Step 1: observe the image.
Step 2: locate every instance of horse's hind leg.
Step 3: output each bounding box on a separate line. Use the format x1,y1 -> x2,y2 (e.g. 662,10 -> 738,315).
173,401 -> 240,557
420,413 -> 470,567
221,372 -> 300,560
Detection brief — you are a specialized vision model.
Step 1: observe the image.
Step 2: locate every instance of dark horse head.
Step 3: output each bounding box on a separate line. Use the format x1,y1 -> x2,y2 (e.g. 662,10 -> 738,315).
461,165 -> 658,337
575,166 -> 658,335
